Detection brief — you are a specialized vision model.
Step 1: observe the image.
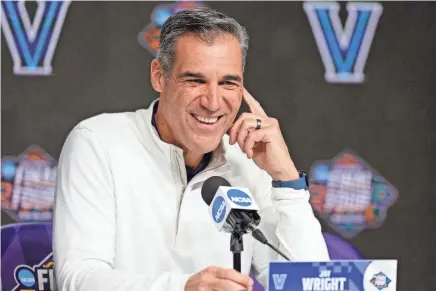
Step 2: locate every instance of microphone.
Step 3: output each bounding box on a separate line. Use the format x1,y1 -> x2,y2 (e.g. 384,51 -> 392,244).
201,176 -> 261,235
201,176 -> 290,261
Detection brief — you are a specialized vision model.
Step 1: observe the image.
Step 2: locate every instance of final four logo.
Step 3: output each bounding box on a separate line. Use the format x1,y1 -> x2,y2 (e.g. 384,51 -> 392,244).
1,0 -> 71,76
304,2 -> 383,83
1,145 -> 57,222
309,150 -> 398,238
137,1 -> 205,56
370,272 -> 392,290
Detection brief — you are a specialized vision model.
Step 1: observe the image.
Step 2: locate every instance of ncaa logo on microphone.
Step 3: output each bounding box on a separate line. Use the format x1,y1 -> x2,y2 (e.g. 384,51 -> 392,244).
227,189 -> 252,207
212,196 -> 226,223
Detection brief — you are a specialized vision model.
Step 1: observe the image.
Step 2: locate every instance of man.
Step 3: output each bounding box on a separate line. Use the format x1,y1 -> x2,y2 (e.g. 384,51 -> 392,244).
53,7 -> 329,291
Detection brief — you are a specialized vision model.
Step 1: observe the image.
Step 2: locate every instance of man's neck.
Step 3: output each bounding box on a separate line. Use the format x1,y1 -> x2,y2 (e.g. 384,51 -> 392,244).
154,103 -> 204,169
183,151 -> 204,169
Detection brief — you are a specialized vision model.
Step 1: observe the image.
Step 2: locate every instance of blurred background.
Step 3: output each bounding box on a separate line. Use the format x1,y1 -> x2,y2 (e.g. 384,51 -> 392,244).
1,1 -> 435,290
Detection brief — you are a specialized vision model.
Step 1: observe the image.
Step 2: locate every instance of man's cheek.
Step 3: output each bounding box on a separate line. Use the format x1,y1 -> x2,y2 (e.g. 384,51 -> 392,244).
226,111 -> 239,133
229,93 -> 243,111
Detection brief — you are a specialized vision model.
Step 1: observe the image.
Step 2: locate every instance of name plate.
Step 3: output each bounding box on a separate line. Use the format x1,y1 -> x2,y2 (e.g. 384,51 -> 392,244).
268,260 -> 397,291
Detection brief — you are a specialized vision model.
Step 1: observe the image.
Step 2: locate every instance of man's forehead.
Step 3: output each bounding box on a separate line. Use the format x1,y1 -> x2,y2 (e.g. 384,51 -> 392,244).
172,34 -> 243,77
174,34 -> 242,60
176,32 -> 240,47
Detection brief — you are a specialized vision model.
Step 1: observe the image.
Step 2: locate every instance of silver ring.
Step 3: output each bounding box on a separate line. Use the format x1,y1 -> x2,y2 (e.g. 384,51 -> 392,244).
256,119 -> 262,130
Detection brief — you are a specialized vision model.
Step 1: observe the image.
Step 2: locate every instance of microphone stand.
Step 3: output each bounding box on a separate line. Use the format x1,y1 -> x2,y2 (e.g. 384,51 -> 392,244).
228,210 -> 290,272
230,221 -> 244,272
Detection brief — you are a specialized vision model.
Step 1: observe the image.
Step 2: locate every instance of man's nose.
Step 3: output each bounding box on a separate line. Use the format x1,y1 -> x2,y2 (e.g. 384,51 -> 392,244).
200,84 -> 220,112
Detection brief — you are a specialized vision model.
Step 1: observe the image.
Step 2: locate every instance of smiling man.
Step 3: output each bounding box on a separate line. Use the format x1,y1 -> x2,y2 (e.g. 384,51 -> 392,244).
53,7 -> 329,291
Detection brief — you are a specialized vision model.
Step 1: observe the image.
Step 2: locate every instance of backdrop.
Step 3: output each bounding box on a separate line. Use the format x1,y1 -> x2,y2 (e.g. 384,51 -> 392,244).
1,1 -> 435,291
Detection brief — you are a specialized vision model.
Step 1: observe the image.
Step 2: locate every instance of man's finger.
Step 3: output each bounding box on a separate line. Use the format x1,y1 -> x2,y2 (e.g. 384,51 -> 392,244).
244,128 -> 269,159
233,116 -> 275,147
229,113 -> 260,145
236,119 -> 257,151
213,268 -> 254,289
209,278 -> 249,291
242,88 -> 267,117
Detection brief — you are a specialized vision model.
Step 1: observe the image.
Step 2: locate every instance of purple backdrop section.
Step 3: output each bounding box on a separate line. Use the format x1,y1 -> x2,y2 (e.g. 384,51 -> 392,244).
1,222 -> 362,291
1,223 -> 53,291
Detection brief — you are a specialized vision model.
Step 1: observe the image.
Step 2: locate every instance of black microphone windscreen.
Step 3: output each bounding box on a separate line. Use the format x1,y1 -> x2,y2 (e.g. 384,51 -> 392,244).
201,176 -> 231,205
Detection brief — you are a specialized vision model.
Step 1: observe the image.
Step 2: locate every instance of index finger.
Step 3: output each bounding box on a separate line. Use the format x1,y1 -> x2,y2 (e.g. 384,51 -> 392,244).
242,88 -> 267,117
213,267 -> 254,288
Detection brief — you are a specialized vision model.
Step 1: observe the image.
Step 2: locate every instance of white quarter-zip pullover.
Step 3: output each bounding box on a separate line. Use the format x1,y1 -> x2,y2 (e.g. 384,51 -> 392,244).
53,100 -> 329,291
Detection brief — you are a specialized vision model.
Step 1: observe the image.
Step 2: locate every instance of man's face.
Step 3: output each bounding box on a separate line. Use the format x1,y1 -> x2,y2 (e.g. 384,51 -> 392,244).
153,33 -> 243,154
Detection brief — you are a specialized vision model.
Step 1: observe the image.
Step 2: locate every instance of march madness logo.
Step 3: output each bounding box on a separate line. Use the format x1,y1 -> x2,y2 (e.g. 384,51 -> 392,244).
137,1 -> 205,56
304,2 -> 383,83
309,150 -> 398,238
0,0 -> 71,76
1,145 -> 57,222
13,253 -> 54,291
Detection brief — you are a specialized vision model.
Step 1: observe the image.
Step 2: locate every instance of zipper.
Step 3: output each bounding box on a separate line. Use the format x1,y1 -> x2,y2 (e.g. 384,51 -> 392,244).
177,161 -> 228,211
173,152 -> 229,248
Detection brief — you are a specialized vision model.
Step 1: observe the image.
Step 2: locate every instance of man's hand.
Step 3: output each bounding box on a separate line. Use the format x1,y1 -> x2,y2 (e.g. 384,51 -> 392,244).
185,266 -> 254,291
229,88 -> 299,181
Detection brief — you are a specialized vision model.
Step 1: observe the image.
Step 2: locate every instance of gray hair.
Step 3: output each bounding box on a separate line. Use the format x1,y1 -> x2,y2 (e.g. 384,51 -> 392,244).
156,6 -> 249,75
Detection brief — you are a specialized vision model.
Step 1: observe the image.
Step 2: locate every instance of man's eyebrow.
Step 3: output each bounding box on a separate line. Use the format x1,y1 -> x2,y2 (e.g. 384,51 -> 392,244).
176,71 -> 205,79
176,72 -> 242,82
222,74 -> 242,82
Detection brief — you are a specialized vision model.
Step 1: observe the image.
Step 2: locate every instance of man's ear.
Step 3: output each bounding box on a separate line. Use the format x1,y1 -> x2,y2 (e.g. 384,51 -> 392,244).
150,59 -> 165,93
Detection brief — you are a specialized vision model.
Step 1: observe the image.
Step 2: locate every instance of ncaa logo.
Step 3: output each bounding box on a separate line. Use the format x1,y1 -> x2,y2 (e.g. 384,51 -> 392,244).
211,196 -> 226,223
227,189 -> 252,207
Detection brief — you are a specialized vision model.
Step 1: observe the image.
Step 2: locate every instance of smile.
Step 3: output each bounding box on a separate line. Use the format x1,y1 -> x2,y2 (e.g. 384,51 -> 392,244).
192,114 -> 221,124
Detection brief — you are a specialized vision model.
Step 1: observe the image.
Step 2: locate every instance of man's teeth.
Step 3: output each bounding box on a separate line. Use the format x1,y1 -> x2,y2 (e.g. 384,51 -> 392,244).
193,115 -> 219,124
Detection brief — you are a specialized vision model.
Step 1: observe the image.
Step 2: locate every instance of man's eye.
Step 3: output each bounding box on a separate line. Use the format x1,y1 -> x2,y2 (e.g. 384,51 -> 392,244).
187,79 -> 205,84
222,81 -> 238,89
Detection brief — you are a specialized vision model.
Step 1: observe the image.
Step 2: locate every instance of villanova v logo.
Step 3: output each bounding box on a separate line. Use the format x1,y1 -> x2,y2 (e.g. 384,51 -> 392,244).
272,274 -> 287,290
304,2 -> 383,83
1,0 -> 71,76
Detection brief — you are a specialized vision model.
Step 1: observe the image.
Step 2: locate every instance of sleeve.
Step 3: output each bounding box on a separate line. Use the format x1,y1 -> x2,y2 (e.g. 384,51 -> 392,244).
250,171 -> 330,287
53,125 -> 191,291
